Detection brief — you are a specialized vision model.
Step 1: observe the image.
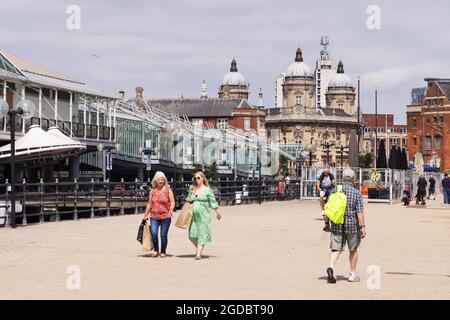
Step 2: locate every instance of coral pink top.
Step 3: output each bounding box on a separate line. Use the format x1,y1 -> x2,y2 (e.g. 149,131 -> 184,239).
149,186 -> 173,220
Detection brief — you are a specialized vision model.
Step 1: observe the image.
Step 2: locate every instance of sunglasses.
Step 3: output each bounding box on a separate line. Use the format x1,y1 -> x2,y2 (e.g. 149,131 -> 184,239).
195,176 -> 202,180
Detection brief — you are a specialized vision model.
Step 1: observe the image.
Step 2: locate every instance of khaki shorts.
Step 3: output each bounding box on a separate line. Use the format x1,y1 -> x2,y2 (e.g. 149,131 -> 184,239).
330,233 -> 360,251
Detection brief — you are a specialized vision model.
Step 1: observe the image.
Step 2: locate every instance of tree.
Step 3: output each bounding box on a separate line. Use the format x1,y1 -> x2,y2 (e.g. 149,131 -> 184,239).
209,160 -> 219,181
359,153 -> 373,168
388,146 -> 396,169
401,148 -> 408,170
192,162 -> 203,173
376,139 -> 387,168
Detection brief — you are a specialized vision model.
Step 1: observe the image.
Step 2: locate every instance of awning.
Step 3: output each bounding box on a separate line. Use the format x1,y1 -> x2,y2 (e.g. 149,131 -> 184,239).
0,125 -> 86,161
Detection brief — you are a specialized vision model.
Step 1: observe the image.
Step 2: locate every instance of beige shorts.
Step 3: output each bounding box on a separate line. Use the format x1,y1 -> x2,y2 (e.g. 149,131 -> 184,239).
330,233 -> 360,252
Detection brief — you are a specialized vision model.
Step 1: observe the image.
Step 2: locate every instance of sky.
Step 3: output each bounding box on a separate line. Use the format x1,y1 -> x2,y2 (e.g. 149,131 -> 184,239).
1,0 -> 450,124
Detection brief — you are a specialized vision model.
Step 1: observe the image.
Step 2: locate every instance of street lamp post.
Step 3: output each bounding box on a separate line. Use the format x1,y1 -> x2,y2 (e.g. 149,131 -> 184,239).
321,142 -> 335,166
139,146 -> 159,180
303,143 -> 317,168
0,99 -> 36,228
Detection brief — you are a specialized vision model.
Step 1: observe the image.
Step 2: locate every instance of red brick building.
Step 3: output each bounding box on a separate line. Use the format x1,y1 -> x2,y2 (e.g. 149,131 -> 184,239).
406,78 -> 450,172
361,114 -> 407,158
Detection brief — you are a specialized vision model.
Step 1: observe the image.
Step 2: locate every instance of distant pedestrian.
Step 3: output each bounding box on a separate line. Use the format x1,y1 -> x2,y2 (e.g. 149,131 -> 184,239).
143,171 -> 175,258
442,173 -> 450,205
427,175 -> 436,200
326,168 -> 366,284
187,171 -> 222,260
416,175 -> 427,205
317,167 -> 336,230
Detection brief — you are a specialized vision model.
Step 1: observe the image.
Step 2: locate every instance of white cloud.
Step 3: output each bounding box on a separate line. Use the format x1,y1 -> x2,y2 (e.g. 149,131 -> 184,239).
0,0 -> 449,124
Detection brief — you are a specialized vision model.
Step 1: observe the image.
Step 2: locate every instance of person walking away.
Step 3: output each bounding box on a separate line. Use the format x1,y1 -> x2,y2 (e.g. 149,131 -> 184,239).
326,168 -> 366,283
317,168 -> 336,231
428,175 -> 436,200
441,173 -> 450,206
416,175 -> 427,205
143,171 -> 175,258
188,171 -> 222,260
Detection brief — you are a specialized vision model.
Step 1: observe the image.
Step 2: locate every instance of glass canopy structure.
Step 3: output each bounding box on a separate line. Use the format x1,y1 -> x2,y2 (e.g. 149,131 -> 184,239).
113,99 -> 295,177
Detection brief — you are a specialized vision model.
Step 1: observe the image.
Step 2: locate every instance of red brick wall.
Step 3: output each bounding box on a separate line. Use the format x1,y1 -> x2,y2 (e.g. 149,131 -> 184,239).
406,82 -> 450,171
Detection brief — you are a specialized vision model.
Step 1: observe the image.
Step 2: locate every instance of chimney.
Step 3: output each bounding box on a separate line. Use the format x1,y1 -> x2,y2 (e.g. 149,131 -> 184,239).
118,90 -> 125,101
135,87 -> 144,100
200,80 -> 208,99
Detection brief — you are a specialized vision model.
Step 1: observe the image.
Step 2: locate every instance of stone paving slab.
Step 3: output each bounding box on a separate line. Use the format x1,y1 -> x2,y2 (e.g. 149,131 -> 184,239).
0,199 -> 449,300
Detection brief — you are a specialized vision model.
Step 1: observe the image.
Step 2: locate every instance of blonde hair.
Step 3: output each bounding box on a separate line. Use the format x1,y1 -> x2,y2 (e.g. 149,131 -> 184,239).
192,171 -> 209,189
151,171 -> 168,188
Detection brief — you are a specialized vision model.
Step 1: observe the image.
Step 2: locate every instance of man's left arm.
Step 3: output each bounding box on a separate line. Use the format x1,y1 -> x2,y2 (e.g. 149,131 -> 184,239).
356,194 -> 366,239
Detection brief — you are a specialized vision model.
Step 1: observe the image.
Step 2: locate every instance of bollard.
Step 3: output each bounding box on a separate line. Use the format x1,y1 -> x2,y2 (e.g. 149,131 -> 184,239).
5,179 -> 10,227
106,178 -> 111,217
120,178 -> 125,215
39,178 -> 44,223
134,178 -> 139,215
21,179 -> 27,226
90,178 -> 95,219
55,178 -> 60,222
73,179 -> 78,221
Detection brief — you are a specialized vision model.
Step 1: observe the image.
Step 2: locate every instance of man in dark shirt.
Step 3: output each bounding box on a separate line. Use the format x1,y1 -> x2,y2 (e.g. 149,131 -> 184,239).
442,173 -> 450,205
427,175 -> 436,200
416,176 -> 427,205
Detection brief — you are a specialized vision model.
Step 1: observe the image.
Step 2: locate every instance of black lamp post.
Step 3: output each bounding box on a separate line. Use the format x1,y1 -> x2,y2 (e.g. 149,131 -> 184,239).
0,99 -> 36,229
303,142 -> 317,167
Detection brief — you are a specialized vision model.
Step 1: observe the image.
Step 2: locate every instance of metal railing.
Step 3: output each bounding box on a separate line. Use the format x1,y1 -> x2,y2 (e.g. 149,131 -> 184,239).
0,177 -> 303,228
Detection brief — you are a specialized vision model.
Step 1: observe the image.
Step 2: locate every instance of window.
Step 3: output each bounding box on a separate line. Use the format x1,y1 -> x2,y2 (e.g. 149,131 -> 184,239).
244,118 -> 251,131
364,128 -> 371,133
338,104 -> 343,109
377,128 -> 384,133
400,128 -> 407,134
412,118 -> 417,128
217,118 -> 228,130
295,96 -> 302,106
434,136 -> 441,149
295,136 -> 302,145
413,137 -> 417,146
425,137 -> 432,149
402,138 -> 407,146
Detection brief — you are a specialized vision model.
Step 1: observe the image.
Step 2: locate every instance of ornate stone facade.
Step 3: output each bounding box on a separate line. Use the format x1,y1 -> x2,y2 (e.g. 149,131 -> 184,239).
266,47 -> 359,169
218,59 -> 249,99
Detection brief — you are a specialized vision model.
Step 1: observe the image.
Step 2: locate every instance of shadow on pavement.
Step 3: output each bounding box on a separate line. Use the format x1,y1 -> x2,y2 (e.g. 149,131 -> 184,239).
317,275 -> 348,282
175,254 -> 217,259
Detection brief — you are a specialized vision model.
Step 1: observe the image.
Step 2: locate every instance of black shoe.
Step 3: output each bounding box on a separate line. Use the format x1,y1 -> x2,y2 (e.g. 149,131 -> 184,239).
327,267 -> 336,283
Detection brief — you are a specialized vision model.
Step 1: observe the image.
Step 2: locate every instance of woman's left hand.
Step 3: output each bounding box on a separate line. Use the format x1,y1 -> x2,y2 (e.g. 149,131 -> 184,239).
216,211 -> 222,221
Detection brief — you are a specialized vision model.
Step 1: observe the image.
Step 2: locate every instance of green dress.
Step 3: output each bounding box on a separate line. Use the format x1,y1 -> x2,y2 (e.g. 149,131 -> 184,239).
188,186 -> 219,245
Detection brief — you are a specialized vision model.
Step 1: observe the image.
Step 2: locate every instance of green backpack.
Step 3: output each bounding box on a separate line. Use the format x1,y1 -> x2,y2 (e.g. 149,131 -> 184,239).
324,185 -> 347,224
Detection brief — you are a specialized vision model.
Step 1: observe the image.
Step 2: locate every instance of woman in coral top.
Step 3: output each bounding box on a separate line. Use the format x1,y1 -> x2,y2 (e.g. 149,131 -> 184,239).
143,171 -> 175,258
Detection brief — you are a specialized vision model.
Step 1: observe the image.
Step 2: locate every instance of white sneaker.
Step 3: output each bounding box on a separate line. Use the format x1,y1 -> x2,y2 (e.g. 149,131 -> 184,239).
348,273 -> 360,282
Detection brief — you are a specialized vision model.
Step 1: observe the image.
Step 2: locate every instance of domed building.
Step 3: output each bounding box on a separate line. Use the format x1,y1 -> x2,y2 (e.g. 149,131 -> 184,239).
326,61 -> 356,115
265,42 -> 360,169
218,59 -> 249,99
282,48 -> 316,115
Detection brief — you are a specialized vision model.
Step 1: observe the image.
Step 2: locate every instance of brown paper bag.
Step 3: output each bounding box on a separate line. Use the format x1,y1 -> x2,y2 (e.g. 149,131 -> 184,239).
142,223 -> 153,252
175,202 -> 193,229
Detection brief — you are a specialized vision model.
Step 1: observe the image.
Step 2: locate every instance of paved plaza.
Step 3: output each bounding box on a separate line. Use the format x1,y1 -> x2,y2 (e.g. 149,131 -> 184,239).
0,198 -> 449,300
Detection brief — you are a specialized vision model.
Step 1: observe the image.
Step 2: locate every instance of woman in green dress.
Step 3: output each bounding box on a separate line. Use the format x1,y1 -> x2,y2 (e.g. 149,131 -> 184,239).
188,171 -> 222,260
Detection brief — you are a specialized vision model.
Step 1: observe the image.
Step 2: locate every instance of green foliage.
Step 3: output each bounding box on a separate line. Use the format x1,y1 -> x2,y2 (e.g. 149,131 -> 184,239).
359,153 -> 373,168
193,162 -> 203,173
209,160 -> 219,181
